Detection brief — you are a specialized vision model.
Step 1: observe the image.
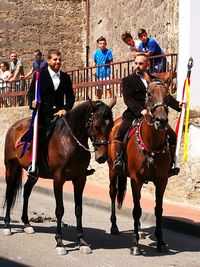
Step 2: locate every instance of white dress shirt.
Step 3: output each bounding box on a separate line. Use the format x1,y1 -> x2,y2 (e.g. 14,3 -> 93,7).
48,66 -> 60,90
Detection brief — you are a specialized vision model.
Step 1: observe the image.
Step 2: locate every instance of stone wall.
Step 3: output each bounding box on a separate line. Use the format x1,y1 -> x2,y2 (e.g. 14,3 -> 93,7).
0,0 -> 86,70
0,0 -> 179,72
88,0 -> 179,65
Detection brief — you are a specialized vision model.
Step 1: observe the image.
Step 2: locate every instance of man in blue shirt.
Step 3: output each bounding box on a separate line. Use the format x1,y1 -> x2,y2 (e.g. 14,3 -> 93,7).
138,29 -> 166,73
22,50 -> 48,79
94,36 -> 113,99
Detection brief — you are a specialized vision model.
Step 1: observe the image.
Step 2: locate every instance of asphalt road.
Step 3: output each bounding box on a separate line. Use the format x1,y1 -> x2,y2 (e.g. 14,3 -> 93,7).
0,181 -> 200,267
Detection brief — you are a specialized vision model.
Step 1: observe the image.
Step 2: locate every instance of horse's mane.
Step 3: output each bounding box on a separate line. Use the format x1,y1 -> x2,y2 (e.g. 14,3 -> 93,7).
68,100 -> 113,123
149,79 -> 168,88
55,100 -> 113,138
93,100 -> 113,119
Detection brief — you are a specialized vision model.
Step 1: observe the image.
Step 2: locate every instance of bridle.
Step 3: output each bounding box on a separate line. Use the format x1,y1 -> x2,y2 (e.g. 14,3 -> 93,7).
136,81 -> 170,160
86,112 -> 110,150
145,82 -> 169,124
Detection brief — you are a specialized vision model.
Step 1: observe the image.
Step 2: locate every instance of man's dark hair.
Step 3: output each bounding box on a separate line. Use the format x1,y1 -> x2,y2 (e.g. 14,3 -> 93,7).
121,32 -> 132,41
47,49 -> 61,59
35,50 -> 42,57
138,28 -> 147,38
96,36 -> 107,43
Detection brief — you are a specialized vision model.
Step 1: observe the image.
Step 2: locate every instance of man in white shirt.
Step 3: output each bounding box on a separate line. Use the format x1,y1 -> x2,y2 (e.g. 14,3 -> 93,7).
29,49 -> 75,124
121,32 -> 141,60
27,49 -> 75,179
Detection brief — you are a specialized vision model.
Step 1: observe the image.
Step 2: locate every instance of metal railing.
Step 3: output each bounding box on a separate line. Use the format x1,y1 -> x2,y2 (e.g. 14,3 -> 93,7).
0,53 -> 177,107
68,53 -> 177,101
0,79 -> 31,108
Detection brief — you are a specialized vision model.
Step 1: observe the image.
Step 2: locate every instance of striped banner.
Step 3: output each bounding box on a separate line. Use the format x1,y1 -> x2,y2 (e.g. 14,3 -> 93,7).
183,78 -> 191,162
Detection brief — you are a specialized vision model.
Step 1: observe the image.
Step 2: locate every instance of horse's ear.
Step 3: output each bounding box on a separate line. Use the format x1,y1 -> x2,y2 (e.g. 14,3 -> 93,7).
108,96 -> 117,109
151,71 -> 176,87
87,96 -> 96,109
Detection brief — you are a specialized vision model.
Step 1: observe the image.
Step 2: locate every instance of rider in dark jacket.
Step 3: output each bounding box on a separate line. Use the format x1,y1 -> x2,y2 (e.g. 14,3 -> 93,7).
113,54 -> 183,176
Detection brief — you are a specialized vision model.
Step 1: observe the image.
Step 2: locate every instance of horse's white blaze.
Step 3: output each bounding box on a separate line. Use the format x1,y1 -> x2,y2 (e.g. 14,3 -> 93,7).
105,119 -> 110,126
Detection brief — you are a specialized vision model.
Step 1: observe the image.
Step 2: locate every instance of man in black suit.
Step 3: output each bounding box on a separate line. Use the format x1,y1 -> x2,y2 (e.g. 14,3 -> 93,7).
28,49 -> 75,179
28,49 -> 75,125
113,54 -> 183,176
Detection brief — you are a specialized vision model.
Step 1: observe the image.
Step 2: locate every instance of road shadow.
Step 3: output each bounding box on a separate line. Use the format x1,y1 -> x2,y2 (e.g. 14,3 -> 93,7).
0,257 -> 27,267
1,216 -> 200,256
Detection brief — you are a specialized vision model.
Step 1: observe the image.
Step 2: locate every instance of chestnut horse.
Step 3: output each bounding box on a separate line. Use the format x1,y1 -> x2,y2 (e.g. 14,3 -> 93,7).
3,98 -> 115,255
107,81 -> 172,255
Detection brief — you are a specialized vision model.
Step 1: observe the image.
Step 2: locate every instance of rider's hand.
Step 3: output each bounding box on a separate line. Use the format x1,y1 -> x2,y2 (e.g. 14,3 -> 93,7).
32,100 -> 37,109
179,101 -> 187,108
141,109 -> 147,116
54,109 -> 67,117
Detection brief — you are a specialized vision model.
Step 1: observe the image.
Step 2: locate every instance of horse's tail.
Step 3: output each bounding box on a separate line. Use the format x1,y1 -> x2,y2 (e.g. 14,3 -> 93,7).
117,175 -> 127,209
3,159 -> 23,209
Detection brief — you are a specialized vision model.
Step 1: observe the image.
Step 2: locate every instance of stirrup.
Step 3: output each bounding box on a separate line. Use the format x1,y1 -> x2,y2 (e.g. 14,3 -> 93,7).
113,159 -> 125,175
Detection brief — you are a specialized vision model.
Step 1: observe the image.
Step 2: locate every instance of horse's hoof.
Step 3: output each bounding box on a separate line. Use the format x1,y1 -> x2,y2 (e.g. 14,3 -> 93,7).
110,227 -> 120,235
130,246 -> 140,256
24,225 -> 34,234
157,244 -> 169,253
56,247 -> 67,255
139,231 -> 146,239
2,228 -> 11,236
80,245 -> 92,254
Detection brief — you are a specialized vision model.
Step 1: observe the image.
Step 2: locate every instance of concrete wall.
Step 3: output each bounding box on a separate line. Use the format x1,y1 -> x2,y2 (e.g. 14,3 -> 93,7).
177,0 -> 200,107
0,0 -> 86,70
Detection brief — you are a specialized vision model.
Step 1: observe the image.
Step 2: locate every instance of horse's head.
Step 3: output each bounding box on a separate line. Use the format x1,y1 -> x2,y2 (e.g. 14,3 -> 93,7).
145,80 -> 169,130
87,97 -> 116,163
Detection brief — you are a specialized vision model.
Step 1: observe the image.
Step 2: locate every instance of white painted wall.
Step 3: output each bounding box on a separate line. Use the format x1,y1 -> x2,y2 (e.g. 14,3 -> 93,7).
177,0 -> 200,107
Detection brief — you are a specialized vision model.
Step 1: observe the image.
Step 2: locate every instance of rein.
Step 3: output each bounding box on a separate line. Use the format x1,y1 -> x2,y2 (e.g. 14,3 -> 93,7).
63,110 -> 110,153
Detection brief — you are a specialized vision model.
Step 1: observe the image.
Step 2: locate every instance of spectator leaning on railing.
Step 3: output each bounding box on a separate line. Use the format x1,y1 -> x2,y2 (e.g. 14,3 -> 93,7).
7,52 -> 25,82
0,62 -> 11,89
121,31 -> 141,60
21,49 -> 48,80
137,28 -> 166,73
6,52 -> 25,105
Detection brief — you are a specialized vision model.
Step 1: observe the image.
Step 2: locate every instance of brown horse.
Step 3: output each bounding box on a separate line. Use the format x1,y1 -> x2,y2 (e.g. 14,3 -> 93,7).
3,98 -> 115,255
107,81 -> 172,255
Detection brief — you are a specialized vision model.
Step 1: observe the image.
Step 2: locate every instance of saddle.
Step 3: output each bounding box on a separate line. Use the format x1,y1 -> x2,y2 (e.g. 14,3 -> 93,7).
117,118 -> 140,171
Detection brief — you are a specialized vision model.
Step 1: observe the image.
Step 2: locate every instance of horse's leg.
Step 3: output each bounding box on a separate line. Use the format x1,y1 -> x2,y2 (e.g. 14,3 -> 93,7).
3,160 -> 22,236
21,177 -> 38,234
53,178 -> 66,255
130,179 -> 142,255
109,173 -> 119,235
73,177 -> 92,254
154,180 -> 169,253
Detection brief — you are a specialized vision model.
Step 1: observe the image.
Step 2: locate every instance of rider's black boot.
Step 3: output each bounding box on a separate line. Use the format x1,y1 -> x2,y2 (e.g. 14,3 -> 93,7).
113,141 -> 125,175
